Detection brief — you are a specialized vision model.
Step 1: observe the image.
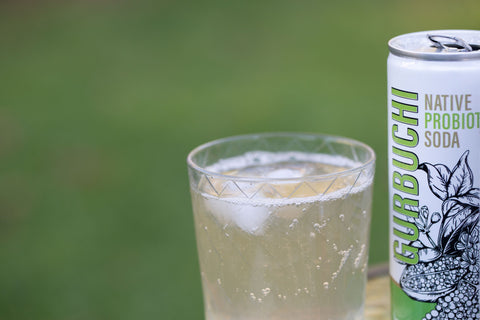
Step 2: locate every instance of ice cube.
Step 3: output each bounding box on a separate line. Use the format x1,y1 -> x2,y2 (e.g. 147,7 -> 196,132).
266,168 -> 304,179
204,197 -> 271,235
203,197 -> 234,226
231,203 -> 271,235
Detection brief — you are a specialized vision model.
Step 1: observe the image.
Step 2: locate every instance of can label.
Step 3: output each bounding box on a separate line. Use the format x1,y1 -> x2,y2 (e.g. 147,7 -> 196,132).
388,36 -> 480,319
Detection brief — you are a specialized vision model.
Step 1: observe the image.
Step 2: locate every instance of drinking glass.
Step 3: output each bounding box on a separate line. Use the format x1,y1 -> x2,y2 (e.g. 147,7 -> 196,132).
187,133 -> 376,320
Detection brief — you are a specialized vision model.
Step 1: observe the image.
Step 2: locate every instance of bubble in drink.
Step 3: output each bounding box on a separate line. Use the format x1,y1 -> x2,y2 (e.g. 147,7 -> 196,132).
191,151 -> 373,320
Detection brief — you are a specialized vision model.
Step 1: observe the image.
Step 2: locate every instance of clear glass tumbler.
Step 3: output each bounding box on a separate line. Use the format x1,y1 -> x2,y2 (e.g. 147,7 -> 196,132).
187,133 -> 376,320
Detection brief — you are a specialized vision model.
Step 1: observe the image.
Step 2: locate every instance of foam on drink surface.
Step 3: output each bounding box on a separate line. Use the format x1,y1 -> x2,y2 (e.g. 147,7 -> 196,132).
207,151 -> 356,178
192,151 -> 373,320
199,151 -> 371,204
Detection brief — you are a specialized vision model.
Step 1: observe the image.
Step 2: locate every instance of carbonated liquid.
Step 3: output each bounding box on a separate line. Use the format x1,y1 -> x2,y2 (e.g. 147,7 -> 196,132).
191,151 -> 373,320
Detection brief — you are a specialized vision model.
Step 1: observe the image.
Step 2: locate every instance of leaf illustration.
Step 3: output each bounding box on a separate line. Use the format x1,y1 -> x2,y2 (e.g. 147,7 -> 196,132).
418,163 -> 451,200
442,188 -> 480,214
447,151 -> 473,198
442,200 -> 454,216
454,188 -> 480,207
400,255 -> 466,302
410,240 -> 424,248
418,248 -> 442,262
440,206 -> 479,255
401,279 -> 454,302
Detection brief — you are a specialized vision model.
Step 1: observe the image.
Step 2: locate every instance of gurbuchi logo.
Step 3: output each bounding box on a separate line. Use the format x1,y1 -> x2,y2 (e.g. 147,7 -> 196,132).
398,151 -> 480,320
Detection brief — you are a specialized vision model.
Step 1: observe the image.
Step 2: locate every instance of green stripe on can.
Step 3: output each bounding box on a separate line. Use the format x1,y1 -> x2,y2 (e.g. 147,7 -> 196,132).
390,279 -> 436,319
391,87 -> 418,100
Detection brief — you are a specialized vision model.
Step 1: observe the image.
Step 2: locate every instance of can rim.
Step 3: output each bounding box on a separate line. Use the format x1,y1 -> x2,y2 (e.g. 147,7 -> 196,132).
388,30 -> 480,61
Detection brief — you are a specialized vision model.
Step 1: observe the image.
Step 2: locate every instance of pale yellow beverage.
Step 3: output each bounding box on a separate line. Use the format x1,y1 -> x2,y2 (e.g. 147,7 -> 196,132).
190,151 -> 374,320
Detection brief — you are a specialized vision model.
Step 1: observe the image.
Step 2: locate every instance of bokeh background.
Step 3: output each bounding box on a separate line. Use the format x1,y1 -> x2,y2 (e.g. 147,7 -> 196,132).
0,0 -> 479,319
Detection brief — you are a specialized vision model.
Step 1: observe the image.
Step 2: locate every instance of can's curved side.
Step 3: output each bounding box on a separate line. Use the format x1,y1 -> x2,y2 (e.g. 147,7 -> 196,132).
388,52 -> 480,320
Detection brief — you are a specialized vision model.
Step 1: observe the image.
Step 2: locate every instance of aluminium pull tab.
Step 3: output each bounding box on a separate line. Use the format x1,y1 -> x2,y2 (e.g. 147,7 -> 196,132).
427,34 -> 473,52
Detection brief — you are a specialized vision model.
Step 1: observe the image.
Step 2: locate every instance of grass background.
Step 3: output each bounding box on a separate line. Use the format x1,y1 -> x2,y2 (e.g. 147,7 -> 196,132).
0,0 -> 479,319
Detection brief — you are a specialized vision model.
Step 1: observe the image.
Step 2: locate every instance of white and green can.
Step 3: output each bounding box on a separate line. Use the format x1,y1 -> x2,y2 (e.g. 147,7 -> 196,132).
388,30 -> 480,320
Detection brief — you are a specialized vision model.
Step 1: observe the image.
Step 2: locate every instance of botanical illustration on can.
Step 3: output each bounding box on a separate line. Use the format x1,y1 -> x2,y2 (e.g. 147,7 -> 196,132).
388,30 -> 480,320
399,151 -> 479,319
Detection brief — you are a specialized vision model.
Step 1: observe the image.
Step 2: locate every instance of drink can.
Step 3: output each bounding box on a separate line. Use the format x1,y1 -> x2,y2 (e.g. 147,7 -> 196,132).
388,30 -> 480,319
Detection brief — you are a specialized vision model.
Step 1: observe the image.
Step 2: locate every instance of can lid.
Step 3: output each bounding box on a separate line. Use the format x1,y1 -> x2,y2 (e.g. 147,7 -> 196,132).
389,30 -> 480,61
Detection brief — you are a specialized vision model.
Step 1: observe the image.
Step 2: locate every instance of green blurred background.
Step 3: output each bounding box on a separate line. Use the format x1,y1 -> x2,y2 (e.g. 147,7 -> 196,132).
0,0 -> 479,319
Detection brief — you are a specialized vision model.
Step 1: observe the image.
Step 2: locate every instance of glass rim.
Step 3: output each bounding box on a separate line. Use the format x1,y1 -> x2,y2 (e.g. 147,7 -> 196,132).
187,132 -> 376,183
